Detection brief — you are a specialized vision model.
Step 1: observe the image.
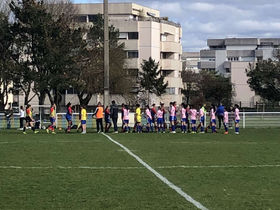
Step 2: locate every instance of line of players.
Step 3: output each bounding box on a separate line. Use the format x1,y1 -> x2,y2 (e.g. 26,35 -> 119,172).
133,102 -> 240,135
21,101 -> 241,135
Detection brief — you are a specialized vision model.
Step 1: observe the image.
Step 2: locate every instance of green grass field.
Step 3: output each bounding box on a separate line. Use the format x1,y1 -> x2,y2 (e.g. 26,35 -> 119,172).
0,128 -> 279,209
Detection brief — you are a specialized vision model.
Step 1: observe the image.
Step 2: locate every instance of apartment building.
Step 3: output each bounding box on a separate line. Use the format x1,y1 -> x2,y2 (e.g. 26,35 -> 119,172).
198,38 -> 280,107
182,52 -> 200,73
74,3 -> 183,105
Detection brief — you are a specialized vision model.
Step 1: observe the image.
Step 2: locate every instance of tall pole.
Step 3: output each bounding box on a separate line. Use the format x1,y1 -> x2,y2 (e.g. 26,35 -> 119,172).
103,0 -> 109,107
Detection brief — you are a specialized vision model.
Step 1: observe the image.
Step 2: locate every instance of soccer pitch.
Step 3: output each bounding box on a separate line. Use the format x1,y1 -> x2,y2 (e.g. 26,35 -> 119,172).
0,129 -> 279,209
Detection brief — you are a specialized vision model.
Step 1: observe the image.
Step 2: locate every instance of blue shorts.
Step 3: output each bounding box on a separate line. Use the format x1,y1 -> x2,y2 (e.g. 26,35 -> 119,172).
211,119 -> 216,124
66,114 -> 72,121
147,118 -> 153,124
200,116 -> 205,123
157,118 -> 163,124
191,120 -> 196,124
174,116 -> 177,121
181,118 -> 187,122
81,120 -> 86,125
123,120 -> 129,124
105,119 -> 111,123
170,116 -> 175,122
50,117 -> 55,124
235,120 -> 240,123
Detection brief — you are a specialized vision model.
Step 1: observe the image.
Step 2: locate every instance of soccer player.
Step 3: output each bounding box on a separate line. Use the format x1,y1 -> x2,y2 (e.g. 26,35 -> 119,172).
210,104 -> 217,133
123,105 -> 130,133
121,103 -> 125,132
151,104 -> 157,131
160,102 -> 167,131
104,106 -> 112,133
23,104 -> 38,134
234,104 -> 240,134
65,102 -> 73,133
224,108 -> 229,134
46,103 -> 56,134
180,103 -> 187,133
81,105 -> 87,134
157,106 -> 164,133
145,105 -> 153,132
189,105 -> 197,133
197,104 -> 206,133
93,102 -> 104,133
170,102 -> 176,133
135,104 -> 142,133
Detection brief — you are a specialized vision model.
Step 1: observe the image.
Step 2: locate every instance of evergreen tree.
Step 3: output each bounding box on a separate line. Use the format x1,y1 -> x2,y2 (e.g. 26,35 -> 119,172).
139,57 -> 168,105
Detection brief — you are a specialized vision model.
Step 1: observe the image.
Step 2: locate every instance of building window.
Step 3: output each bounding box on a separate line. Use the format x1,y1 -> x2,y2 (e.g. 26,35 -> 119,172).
228,57 -> 239,61
161,70 -> 173,77
127,51 -> 139,58
161,34 -> 167,41
127,69 -> 139,77
119,32 -> 128,40
225,68 -> 231,73
74,15 -> 87,23
128,32 -> 139,40
209,58 -> 215,61
88,15 -> 98,23
165,87 -> 176,94
66,88 -> 77,94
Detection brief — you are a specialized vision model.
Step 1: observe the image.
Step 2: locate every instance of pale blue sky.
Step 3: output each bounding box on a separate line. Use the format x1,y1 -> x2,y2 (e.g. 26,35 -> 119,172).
72,0 -> 280,51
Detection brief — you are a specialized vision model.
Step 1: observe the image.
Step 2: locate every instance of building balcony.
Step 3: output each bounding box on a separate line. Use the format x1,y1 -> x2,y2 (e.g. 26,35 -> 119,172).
124,58 -> 139,69
161,41 -> 182,53
121,40 -> 138,51
161,59 -> 181,70
198,61 -> 216,69
200,50 -> 216,58
164,77 -> 183,88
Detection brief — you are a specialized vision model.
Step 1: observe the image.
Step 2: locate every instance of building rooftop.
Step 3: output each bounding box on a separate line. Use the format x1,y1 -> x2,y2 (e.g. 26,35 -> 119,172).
74,3 -> 180,27
182,52 -> 200,59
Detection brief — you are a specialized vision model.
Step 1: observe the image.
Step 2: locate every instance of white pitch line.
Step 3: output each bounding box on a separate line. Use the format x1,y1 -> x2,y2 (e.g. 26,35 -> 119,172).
0,142 -> 18,144
101,133 -> 208,210
1,165 -> 280,170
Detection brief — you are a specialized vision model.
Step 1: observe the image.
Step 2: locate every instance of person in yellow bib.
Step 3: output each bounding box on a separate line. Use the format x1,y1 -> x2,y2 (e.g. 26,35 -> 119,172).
135,104 -> 142,133
46,103 -> 56,134
81,105 -> 87,134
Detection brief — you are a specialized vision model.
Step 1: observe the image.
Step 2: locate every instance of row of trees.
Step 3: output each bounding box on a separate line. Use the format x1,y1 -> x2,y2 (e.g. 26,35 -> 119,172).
0,0 -> 135,110
181,70 -> 233,107
0,0 -> 168,111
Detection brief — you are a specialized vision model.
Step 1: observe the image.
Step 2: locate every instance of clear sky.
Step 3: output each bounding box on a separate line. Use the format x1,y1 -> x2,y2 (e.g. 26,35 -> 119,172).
72,0 -> 280,52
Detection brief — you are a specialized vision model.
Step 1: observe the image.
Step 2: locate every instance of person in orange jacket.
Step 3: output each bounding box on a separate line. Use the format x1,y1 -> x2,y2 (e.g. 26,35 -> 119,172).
93,102 -> 104,133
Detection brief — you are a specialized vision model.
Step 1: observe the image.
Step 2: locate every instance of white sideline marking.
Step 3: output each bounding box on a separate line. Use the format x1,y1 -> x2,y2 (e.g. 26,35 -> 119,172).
1,164 -> 280,170
0,142 -> 18,144
101,133 -> 208,210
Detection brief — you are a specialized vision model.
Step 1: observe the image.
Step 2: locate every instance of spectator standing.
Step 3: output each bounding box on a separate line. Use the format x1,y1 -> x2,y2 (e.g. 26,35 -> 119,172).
5,104 -> 13,129
19,106 -> 25,130
110,101 -> 119,133
216,103 -> 225,129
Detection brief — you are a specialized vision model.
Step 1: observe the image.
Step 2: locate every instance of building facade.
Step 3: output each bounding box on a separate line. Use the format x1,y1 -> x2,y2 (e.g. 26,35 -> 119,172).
182,52 -> 200,73
74,3 -> 183,105
198,38 -> 280,107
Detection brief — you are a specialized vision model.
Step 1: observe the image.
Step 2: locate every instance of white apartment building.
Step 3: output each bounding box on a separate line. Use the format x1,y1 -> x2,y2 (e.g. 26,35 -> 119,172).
74,3 -> 183,105
198,38 -> 280,107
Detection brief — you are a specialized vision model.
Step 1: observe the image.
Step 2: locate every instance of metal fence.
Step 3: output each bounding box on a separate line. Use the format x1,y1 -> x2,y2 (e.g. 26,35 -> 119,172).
1,112 -> 280,129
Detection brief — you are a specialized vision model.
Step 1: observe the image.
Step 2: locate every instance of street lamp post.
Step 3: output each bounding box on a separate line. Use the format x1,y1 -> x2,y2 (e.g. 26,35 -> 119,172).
103,0 -> 109,107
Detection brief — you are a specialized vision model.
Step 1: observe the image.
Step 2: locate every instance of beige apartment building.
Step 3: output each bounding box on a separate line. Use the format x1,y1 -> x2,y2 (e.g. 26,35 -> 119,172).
74,3 -> 183,105
198,38 -> 280,107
